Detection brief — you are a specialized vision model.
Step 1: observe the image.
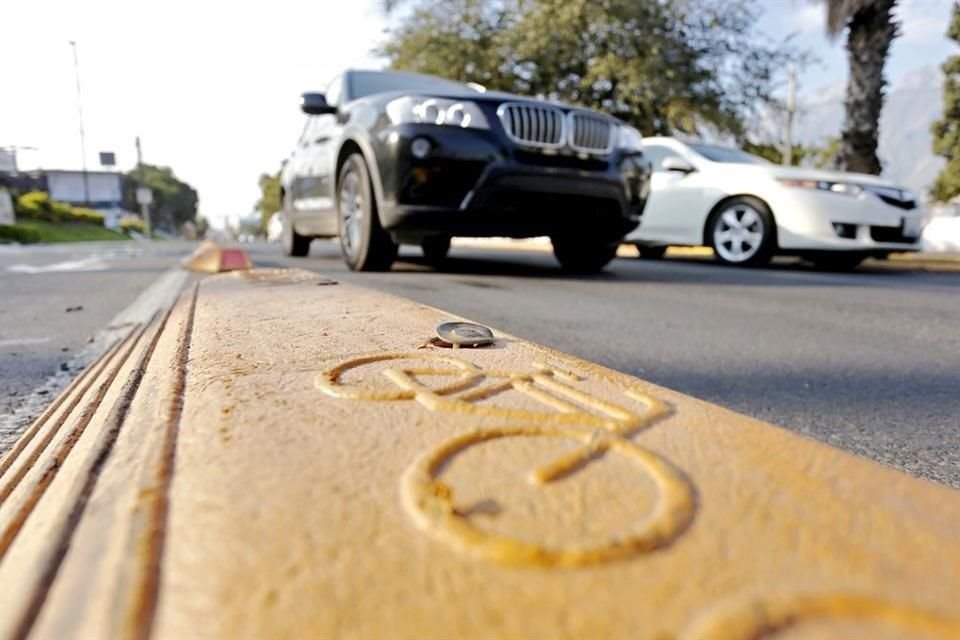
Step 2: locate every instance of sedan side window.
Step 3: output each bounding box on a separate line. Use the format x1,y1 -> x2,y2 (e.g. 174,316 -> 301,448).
644,145 -> 683,172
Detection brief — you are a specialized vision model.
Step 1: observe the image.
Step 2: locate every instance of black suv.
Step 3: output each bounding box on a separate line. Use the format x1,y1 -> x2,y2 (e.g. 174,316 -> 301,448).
280,70 -> 651,272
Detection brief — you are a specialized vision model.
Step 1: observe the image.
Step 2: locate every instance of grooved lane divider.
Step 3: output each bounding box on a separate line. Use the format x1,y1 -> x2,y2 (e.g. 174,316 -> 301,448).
7,306 -> 173,640
0,324 -> 147,556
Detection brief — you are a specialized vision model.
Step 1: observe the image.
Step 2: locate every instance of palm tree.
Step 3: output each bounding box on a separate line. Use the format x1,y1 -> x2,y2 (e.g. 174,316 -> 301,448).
823,0 -> 900,174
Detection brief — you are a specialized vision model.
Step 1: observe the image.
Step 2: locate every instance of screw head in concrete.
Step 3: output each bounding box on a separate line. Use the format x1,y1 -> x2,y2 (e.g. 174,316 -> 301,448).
436,321 -> 494,347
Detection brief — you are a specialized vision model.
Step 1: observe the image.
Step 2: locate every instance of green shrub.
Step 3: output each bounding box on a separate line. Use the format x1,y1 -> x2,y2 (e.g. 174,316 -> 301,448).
120,217 -> 146,234
71,207 -> 105,225
0,224 -> 43,244
16,191 -> 72,222
14,191 -> 107,225
15,191 -> 50,219
49,200 -> 75,222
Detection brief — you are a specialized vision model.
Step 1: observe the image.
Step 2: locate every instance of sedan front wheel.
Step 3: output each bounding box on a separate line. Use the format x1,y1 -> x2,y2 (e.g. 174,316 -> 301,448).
707,197 -> 775,267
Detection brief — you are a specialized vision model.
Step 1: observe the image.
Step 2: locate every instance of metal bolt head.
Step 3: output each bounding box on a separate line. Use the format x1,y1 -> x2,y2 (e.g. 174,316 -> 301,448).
436,321 -> 494,347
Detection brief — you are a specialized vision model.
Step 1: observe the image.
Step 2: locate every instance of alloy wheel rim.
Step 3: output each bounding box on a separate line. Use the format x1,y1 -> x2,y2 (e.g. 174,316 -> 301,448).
713,205 -> 764,262
339,170 -> 363,259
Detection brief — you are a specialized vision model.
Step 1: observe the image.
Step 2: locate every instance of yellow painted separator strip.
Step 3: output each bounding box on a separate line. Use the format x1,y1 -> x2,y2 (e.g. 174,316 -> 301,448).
0,267 -> 957,640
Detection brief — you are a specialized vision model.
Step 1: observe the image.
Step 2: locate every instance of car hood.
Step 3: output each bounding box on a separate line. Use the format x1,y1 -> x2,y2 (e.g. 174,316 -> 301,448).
766,166 -> 908,191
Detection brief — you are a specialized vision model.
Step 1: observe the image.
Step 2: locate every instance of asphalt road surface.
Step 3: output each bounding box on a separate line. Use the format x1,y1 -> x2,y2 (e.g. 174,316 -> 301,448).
2,239 -> 958,489
252,240 -> 960,488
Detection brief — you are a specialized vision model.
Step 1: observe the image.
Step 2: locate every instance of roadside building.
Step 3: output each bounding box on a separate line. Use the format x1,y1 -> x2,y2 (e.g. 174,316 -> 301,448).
44,170 -> 127,229
0,163 -> 133,229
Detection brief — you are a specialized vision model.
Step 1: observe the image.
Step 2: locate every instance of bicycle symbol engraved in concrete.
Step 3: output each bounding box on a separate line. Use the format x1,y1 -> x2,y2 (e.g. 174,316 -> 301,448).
316,353 -> 695,567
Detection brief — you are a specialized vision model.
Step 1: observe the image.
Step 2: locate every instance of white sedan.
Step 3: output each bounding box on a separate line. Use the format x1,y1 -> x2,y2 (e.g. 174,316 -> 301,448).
626,137 -> 925,268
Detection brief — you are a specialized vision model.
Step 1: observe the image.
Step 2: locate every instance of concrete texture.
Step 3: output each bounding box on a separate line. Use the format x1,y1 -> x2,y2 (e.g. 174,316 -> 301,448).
1,268 -> 958,639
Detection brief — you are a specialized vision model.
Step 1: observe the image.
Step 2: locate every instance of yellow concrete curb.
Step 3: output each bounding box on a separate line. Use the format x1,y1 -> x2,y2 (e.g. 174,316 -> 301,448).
882,252 -> 960,272
889,251 -> 960,264
181,240 -> 253,273
1,268 -> 958,639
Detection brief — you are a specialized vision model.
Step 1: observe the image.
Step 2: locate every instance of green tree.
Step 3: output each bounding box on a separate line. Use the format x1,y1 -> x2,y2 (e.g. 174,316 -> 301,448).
380,0 -> 803,138
195,215 -> 211,239
931,2 -> 960,202
740,139 -> 839,169
741,141 -> 821,166
124,164 -> 199,232
255,172 -> 282,231
822,0 -> 899,175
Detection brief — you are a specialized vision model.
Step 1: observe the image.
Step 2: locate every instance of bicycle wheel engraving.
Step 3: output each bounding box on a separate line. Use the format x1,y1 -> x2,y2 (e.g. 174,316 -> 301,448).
401,425 -> 695,567
317,353 -> 695,566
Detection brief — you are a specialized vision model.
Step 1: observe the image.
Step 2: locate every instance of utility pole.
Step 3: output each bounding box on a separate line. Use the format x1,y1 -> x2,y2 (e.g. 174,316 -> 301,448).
69,41 -> 91,205
783,66 -> 796,167
135,136 -> 153,239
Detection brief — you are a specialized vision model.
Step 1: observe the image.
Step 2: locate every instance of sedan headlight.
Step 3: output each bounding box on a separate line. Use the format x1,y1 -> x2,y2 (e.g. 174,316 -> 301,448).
617,125 -> 644,152
386,96 -> 490,129
777,178 -> 864,196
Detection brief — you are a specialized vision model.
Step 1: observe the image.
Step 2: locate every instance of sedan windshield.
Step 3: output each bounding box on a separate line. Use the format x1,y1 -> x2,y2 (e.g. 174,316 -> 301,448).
687,143 -> 770,165
349,71 -> 471,99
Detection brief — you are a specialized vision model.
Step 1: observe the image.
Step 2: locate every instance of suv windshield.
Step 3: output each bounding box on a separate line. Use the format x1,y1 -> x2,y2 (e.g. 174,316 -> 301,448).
349,71 -> 470,99
687,143 -> 769,165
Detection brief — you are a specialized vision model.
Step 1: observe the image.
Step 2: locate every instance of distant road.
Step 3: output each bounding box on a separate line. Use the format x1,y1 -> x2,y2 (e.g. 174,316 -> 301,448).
251,240 -> 960,488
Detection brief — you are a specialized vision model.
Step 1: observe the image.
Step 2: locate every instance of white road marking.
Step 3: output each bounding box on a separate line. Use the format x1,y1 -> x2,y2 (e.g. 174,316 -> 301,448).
0,337 -> 51,348
7,257 -> 110,274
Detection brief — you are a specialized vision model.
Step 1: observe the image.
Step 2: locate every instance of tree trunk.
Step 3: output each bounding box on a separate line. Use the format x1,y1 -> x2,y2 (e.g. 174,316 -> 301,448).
839,0 -> 897,175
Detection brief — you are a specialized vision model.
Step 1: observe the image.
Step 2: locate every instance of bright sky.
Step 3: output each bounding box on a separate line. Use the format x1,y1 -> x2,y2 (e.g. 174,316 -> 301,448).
0,0 -> 953,227
757,0 -> 954,95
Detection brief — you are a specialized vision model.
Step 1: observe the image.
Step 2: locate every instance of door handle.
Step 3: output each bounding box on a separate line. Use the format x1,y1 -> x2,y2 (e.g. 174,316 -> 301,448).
314,136 -> 330,144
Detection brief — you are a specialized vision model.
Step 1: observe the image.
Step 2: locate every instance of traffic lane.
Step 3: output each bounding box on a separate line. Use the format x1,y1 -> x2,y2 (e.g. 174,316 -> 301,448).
0,242 -> 194,413
251,240 -> 960,488
0,241 -> 192,270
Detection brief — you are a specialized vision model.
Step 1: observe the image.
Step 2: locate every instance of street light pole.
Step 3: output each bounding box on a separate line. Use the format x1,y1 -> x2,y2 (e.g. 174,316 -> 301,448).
68,40 -> 91,205
135,136 -> 153,239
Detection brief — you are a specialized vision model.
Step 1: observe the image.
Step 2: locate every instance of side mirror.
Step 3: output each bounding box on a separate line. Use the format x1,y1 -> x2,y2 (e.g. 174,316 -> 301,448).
662,156 -> 695,174
301,92 -> 337,115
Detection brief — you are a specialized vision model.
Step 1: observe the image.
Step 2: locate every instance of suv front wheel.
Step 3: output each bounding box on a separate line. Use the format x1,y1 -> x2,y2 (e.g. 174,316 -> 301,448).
337,153 -> 397,272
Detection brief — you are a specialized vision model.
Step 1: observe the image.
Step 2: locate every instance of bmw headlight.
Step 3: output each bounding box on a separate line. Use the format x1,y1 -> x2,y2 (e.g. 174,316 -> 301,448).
617,125 -> 644,152
386,96 -> 490,129
777,178 -> 864,196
